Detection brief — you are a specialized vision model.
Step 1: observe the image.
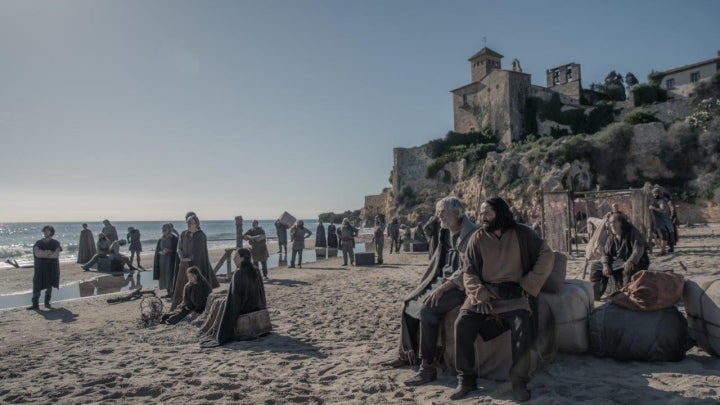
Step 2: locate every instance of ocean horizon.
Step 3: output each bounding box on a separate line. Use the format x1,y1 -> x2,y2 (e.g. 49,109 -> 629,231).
0,219 -> 360,265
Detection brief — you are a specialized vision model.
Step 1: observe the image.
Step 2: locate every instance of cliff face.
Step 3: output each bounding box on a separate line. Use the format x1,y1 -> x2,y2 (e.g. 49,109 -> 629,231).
372,115 -> 720,224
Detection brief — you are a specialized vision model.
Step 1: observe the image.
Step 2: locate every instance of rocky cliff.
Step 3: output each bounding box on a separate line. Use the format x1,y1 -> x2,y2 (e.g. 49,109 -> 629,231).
366,88 -> 720,224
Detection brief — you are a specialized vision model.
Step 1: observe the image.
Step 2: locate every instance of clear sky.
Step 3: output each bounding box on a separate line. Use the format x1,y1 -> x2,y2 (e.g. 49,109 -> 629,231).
1,0 -> 718,222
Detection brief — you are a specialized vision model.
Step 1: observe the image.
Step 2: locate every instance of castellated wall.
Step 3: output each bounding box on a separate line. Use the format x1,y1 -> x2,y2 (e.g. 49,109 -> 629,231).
392,146 -> 438,198
530,85 -> 582,106
363,192 -> 390,218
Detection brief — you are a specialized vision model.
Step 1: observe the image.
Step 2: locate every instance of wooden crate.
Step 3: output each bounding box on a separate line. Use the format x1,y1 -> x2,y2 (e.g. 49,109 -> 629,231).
354,252 -> 375,266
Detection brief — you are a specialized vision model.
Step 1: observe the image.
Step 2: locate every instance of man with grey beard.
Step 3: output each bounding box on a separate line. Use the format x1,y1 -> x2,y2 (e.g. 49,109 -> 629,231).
382,197 -> 479,388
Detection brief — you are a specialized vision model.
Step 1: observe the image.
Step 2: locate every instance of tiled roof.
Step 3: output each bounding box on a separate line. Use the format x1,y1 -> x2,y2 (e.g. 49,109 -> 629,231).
468,47 -> 504,61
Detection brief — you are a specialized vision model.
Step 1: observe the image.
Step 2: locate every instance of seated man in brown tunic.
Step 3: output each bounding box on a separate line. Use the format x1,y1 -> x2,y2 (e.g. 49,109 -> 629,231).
452,197 -> 554,402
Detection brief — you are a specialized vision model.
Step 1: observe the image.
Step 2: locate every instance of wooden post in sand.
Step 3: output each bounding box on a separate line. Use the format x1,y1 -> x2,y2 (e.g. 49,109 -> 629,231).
235,216 -> 243,248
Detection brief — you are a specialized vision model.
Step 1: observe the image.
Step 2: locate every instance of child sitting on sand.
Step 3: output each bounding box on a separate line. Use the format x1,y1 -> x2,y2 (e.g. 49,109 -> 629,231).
162,266 -> 212,325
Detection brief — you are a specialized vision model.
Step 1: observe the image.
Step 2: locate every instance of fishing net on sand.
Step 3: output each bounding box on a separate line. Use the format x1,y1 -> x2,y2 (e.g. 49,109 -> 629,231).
140,296 -> 164,326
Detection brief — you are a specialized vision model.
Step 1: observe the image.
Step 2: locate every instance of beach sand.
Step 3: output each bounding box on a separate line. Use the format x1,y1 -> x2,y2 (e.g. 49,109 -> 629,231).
0,226 -> 719,404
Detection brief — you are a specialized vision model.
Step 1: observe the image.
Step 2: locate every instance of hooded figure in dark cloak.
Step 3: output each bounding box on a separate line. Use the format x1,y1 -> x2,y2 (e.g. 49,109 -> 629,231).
77,223 -> 96,263
327,222 -> 338,248
153,223 -> 179,297
202,248 -> 268,347
315,221 -> 327,248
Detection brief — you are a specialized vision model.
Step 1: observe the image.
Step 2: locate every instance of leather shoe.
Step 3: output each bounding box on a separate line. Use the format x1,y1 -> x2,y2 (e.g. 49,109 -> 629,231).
404,369 -> 436,387
512,383 -> 531,402
449,384 -> 477,400
381,357 -> 409,368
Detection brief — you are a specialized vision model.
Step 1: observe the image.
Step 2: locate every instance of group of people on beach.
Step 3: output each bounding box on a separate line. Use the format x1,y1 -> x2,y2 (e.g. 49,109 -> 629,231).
77,219 -> 144,272
380,189 -> 681,402
25,190 -> 679,401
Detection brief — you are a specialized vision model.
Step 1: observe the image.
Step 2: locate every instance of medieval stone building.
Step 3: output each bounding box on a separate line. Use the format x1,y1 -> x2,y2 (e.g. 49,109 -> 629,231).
450,48 -> 532,145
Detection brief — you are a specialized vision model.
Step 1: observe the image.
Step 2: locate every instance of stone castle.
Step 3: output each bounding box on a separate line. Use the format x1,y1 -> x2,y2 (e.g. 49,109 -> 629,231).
361,47 -> 585,222
451,47 -> 582,145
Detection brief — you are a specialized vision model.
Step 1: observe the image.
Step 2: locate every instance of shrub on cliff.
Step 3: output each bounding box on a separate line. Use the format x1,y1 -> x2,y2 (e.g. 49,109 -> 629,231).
425,129 -> 497,158
631,83 -> 668,106
425,129 -> 498,178
623,109 -> 659,125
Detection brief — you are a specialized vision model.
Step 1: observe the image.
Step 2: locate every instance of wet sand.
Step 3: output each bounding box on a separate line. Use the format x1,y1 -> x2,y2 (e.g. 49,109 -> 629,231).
0,226 -> 719,404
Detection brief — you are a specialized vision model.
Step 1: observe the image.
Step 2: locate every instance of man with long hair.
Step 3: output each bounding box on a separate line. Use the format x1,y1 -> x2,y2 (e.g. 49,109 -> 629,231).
451,197 -> 554,402
590,213 -> 649,300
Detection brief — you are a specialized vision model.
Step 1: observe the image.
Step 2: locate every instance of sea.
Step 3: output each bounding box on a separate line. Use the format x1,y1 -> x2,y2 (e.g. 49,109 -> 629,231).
0,219 -> 344,268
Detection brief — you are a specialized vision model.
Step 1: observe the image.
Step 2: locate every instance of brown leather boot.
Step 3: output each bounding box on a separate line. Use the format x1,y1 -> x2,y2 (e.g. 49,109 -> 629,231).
404,363 -> 437,386
449,384 -> 477,400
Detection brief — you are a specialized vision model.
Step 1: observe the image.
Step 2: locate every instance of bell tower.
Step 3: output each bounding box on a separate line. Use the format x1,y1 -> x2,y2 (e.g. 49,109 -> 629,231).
468,47 -> 504,82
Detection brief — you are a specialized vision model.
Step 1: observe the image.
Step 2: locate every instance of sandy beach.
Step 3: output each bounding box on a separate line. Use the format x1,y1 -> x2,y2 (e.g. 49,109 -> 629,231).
1,225 -> 719,404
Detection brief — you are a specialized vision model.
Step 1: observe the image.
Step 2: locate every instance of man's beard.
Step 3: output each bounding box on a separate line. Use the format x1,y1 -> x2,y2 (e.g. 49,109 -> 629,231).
483,218 -> 501,232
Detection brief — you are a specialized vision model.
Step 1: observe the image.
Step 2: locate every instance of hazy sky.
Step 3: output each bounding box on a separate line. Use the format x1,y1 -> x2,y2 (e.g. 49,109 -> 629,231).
1,0 -> 718,222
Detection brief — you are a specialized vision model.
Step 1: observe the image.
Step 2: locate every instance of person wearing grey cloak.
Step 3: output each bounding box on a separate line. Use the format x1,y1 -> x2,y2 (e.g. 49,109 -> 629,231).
200,248 -> 268,347
102,219 -> 118,242
590,213 -> 650,300
388,217 -> 401,254
315,221 -> 327,248
77,223 -> 96,263
27,225 -> 62,310
372,215 -> 386,265
171,215 -> 220,311
153,223 -> 179,297
275,220 -> 289,256
382,197 -> 479,389
244,220 -> 270,279
327,222 -> 338,249
650,187 -> 675,255
289,220 -> 312,268
338,218 -> 359,266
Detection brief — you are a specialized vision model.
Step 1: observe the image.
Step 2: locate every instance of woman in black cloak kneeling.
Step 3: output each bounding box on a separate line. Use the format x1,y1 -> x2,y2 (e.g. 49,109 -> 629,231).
200,248 -> 269,347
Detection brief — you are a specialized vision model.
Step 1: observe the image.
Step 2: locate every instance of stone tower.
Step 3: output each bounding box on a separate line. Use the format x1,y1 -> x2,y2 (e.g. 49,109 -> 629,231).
469,47 -> 504,82
546,63 -> 582,101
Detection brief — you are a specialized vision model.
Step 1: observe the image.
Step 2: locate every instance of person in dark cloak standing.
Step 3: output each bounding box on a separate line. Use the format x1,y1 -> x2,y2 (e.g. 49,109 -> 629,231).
327,222 -> 338,249
126,226 -> 143,269
202,248 -> 268,346
153,223 -> 179,298
315,220 -> 327,248
275,220 -> 289,256
28,225 -> 62,310
77,223 -> 96,263
171,214 -> 219,311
